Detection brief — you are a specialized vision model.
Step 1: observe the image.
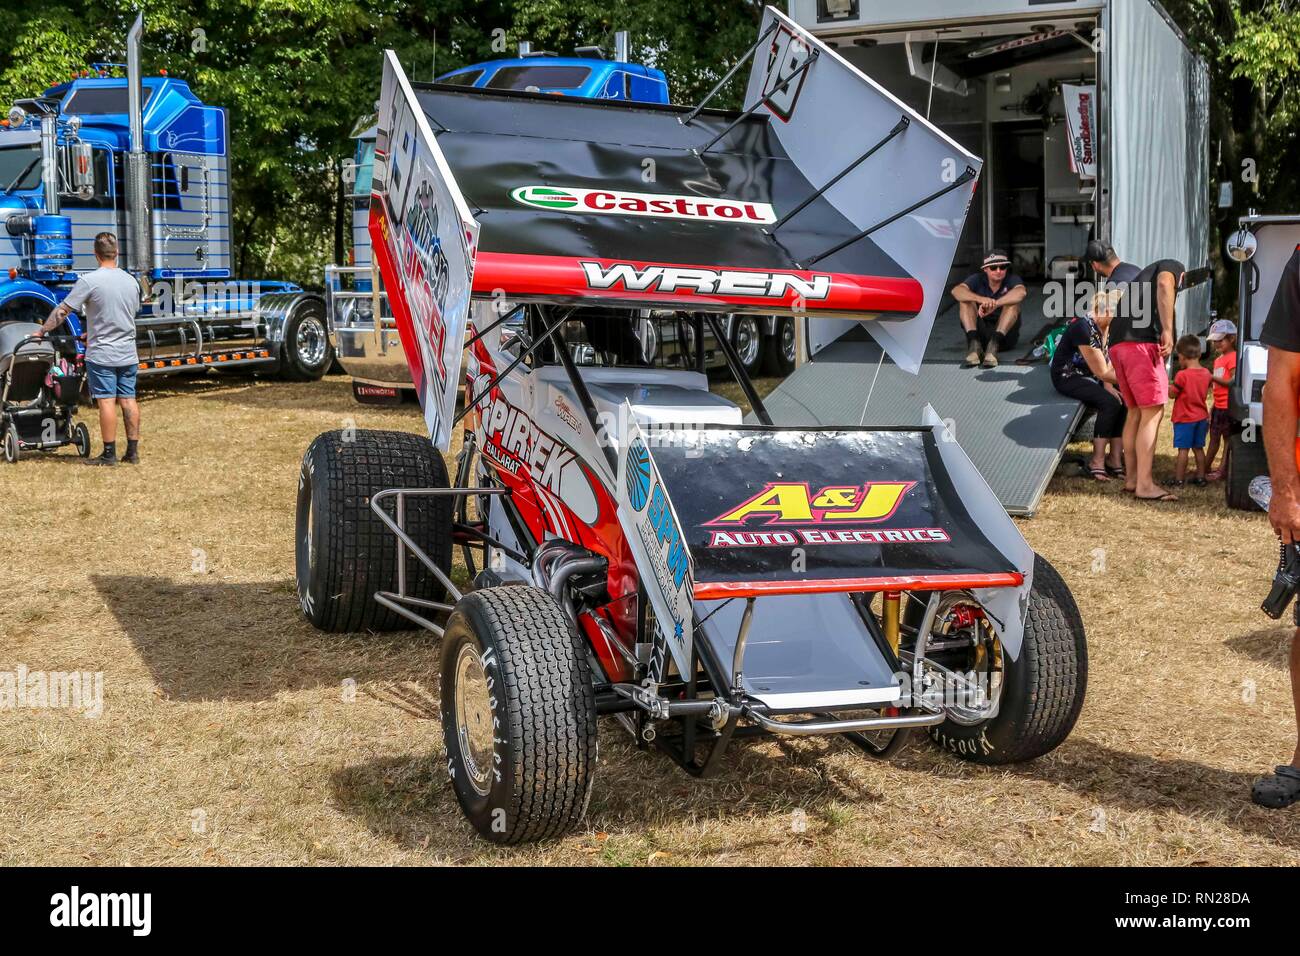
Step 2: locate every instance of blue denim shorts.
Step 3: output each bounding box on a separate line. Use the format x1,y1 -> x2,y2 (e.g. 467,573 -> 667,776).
86,361 -> 138,399
1172,419 -> 1208,450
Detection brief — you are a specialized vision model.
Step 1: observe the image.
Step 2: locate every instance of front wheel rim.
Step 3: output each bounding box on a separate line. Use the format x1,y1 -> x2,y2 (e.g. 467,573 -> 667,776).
781,321 -> 796,364
295,314 -> 328,368
453,643 -> 496,797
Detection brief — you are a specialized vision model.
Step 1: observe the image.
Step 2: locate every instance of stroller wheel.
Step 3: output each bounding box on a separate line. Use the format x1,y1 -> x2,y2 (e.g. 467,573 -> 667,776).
3,424 -> 20,464
72,422 -> 91,457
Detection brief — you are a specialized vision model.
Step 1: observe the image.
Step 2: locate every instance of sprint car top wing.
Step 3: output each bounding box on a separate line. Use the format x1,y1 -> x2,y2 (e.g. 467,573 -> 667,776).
368,6 -> 981,444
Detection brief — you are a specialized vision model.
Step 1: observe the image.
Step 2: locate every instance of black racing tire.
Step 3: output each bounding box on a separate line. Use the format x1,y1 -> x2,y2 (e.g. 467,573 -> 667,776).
440,587 -> 597,844
927,554 -> 1087,764
280,300 -> 333,381
3,423 -> 19,463
72,422 -> 91,457
1226,431 -> 1267,511
763,316 -> 797,376
295,429 -> 452,632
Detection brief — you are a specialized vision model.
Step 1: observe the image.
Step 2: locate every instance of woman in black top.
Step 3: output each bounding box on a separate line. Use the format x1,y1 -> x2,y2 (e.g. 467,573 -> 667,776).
1051,290 -> 1127,480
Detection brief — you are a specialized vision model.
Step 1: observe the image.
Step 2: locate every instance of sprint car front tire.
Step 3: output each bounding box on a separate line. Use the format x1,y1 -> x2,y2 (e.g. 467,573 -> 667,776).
296,428 -> 453,632
927,554 -> 1087,764
441,587 -> 597,844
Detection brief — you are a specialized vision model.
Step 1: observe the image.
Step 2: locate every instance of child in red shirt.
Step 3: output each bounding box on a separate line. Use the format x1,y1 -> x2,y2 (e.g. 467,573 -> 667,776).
1170,334 -> 1212,485
1205,320 -> 1238,480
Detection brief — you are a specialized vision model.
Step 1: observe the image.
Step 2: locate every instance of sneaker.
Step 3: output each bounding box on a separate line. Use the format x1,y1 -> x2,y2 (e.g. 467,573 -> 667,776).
962,344 -> 983,368
981,345 -> 1000,368
86,451 -> 117,467
122,449 -> 140,465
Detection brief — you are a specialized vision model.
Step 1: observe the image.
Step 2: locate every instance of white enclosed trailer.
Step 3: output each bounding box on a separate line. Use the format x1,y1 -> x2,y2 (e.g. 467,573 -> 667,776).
769,0 -> 1211,515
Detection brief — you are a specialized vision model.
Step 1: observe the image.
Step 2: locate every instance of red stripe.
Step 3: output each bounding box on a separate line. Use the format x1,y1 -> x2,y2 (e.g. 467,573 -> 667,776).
472,252 -> 923,315
692,572 -> 1024,600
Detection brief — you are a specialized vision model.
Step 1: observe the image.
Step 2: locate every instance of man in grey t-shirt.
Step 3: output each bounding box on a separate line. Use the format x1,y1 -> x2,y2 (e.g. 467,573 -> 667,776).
36,232 -> 142,465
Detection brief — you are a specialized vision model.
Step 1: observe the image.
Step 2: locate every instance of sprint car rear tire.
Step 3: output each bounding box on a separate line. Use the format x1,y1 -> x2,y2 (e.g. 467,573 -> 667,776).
1225,431 -> 1267,511
441,587 -> 597,844
927,554 -> 1087,764
296,429 -> 453,632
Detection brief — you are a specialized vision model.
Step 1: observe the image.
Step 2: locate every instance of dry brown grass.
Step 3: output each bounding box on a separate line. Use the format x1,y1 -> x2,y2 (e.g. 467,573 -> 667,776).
0,370 -> 1297,865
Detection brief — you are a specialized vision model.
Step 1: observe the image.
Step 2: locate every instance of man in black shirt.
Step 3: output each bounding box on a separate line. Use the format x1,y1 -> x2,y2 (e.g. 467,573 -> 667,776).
951,250 -> 1027,368
1084,240 -> 1141,292
1256,244 -> 1300,808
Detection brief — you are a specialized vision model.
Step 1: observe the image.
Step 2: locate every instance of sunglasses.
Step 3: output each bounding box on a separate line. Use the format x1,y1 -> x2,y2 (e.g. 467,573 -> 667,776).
985,264 -> 1008,272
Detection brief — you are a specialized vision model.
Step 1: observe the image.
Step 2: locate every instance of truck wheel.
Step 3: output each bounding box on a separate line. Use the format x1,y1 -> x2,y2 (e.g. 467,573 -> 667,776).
441,587 -> 597,844
926,554 -> 1087,764
730,315 -> 764,376
1226,431 -> 1268,511
280,301 -> 333,381
296,429 -> 453,632
763,316 -> 797,376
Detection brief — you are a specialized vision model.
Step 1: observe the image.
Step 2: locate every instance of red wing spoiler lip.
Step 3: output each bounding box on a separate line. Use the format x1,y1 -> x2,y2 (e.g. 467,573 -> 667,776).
472,252 -> 924,316
693,572 -> 1025,600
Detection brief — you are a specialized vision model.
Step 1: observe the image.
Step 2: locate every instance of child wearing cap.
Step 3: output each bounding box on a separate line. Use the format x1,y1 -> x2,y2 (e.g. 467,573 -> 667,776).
1205,319 -> 1238,480
1169,334 -> 1212,486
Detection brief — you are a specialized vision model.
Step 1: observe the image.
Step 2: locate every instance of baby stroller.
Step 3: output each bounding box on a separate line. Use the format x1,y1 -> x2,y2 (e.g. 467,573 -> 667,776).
0,322 -> 90,463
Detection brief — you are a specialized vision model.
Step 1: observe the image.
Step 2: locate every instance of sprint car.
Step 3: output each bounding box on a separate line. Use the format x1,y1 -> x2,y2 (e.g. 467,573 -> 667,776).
294,7 -> 1086,843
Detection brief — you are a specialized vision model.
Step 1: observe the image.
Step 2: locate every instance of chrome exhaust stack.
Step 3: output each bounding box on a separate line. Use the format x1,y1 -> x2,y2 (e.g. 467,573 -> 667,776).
125,12 -> 153,293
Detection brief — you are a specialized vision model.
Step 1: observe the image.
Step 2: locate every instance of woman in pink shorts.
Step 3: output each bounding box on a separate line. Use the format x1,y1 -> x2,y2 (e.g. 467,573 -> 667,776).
1102,258 -> 1185,501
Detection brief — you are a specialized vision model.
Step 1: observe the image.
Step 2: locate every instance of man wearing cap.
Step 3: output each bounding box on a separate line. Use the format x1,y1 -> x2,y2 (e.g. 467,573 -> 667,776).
1256,243 -> 1300,809
1086,240 -> 1184,500
951,251 -> 1027,368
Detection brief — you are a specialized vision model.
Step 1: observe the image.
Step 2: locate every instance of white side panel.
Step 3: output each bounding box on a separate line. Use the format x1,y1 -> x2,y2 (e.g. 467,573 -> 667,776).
1110,0 -> 1210,333
790,0 -> 1103,33
746,6 -> 982,373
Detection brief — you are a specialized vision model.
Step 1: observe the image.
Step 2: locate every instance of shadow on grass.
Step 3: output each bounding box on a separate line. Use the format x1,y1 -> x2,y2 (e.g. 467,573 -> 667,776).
1225,625 -> 1296,670
923,737 -> 1300,850
91,574 -> 439,702
329,721 -> 886,859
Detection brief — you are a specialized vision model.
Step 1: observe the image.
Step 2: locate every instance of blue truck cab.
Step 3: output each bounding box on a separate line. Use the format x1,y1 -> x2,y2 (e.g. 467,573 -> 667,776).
0,15 -> 332,381
327,46 -> 670,399
436,56 -> 669,102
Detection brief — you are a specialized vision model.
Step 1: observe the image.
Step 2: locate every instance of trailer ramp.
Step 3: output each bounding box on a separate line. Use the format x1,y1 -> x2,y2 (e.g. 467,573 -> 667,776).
759,317 -> 1083,517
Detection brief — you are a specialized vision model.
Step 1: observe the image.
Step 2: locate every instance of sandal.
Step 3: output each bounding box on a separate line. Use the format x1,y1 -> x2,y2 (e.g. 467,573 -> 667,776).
1135,491 -> 1179,502
1088,467 -> 1111,482
1190,476 -> 1207,487
1106,464 -> 1125,479
1251,765 -> 1300,809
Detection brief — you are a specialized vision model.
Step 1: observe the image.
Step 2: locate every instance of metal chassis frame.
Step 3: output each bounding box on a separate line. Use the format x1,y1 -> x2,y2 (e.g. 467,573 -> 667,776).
362,302 -> 953,774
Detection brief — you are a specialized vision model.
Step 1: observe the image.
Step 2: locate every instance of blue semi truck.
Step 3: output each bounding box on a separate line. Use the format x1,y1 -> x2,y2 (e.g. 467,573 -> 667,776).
327,37 -> 794,403
0,14 -> 333,381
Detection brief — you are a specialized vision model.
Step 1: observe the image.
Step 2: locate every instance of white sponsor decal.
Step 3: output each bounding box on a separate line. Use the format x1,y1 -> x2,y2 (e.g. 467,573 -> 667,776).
580,261 -> 830,300
511,185 -> 776,224
1062,84 -> 1097,180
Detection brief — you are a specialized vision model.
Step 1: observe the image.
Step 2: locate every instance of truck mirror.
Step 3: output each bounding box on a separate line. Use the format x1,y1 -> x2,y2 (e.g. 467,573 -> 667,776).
61,141 -> 96,199
1226,229 -> 1257,263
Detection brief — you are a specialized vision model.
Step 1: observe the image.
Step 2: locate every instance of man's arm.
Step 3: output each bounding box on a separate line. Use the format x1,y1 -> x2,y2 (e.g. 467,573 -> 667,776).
999,283 -> 1028,307
1264,347 -> 1300,542
1156,271 -> 1177,357
950,283 -> 984,305
34,302 -> 72,337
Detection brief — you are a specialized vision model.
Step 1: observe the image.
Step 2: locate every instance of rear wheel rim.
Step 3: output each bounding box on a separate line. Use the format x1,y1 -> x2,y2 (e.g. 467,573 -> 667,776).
454,643 -> 495,797
734,317 -> 760,366
295,314 -> 328,369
